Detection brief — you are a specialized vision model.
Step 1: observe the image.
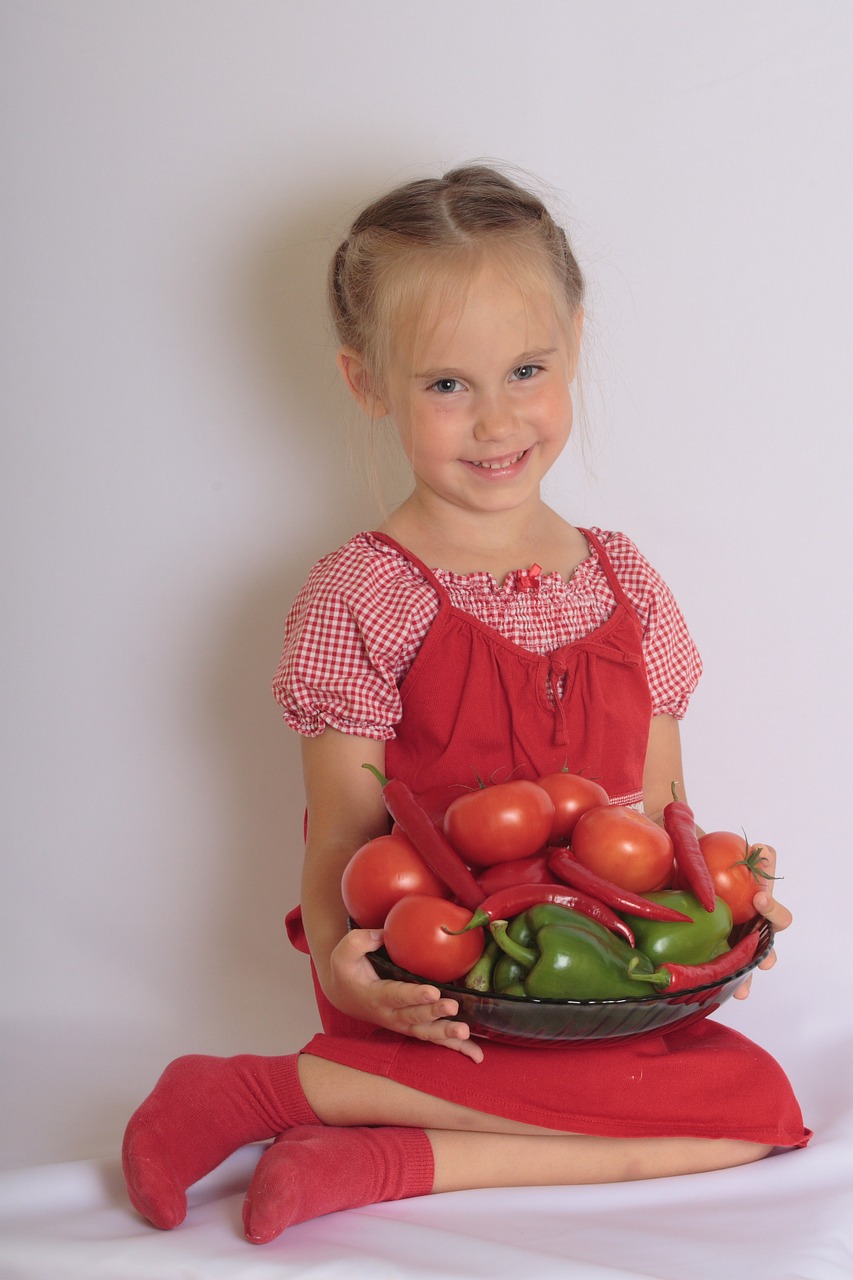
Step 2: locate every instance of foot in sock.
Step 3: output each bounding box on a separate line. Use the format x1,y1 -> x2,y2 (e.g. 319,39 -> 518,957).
242,1124 -> 435,1244
122,1053 -> 319,1230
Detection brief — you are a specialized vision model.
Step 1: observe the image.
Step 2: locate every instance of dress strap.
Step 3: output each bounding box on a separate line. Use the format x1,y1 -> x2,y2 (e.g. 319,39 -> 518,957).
367,531 -> 449,601
578,527 -> 637,616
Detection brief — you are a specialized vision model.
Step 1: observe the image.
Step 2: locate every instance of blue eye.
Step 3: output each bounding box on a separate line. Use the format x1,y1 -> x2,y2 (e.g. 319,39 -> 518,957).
431,378 -> 463,393
512,364 -> 540,381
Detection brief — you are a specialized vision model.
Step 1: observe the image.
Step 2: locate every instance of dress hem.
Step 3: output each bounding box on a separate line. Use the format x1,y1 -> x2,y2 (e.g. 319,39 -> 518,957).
298,1030 -> 812,1151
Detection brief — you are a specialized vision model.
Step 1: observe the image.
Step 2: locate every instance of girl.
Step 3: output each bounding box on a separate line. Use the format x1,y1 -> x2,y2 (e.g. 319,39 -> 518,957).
122,165 -> 809,1244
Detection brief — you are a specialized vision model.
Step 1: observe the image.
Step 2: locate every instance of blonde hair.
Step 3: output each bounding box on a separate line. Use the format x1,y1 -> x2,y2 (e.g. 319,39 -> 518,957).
329,164 -> 585,393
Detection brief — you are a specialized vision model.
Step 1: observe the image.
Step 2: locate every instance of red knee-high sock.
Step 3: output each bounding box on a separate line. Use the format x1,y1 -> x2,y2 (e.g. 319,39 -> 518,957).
242,1124 -> 435,1244
122,1054 -> 320,1230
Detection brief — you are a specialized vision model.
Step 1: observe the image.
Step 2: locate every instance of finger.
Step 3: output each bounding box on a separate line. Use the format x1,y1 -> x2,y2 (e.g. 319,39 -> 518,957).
413,1018 -> 485,1063
733,975 -> 753,1001
757,947 -> 778,973
753,891 -> 793,932
440,1036 -> 485,1062
382,981 -> 445,1012
341,928 -> 386,958
752,842 -> 777,875
390,997 -> 462,1031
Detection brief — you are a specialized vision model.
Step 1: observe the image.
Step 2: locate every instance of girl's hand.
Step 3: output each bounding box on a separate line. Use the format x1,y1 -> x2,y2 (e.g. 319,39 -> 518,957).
733,843 -> 792,1000
327,927 -> 485,1063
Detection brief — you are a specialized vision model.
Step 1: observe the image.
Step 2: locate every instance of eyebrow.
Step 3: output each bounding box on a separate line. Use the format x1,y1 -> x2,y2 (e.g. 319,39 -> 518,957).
412,348 -> 559,380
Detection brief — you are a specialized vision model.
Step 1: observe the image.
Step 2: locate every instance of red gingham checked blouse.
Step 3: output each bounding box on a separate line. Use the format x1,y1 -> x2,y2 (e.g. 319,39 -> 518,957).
273,528 -> 702,741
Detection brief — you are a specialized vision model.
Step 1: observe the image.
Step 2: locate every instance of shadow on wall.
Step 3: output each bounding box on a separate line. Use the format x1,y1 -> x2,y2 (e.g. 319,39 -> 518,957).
243,178 -> 413,549
192,180 -> 412,1051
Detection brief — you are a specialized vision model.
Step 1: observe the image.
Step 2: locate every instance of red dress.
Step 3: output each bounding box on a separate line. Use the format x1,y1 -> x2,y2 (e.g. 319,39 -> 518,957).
283,531 -> 810,1148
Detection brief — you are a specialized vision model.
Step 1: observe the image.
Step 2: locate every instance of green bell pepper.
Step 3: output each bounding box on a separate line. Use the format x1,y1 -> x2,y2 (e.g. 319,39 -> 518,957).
622,890 -> 733,966
526,903 -> 639,962
492,919 -> 657,1000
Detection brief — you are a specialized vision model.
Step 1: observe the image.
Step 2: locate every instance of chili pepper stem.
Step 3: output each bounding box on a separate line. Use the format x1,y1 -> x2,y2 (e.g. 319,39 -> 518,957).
361,762 -> 390,788
627,956 -> 669,990
443,908 -> 489,935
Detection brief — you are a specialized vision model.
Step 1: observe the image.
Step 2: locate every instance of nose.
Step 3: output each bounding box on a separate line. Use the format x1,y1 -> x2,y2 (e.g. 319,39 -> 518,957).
472,389 -> 515,442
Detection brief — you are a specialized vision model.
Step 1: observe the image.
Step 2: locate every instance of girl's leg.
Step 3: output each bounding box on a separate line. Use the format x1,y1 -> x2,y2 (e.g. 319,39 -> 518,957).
123,1042 -> 548,1233
428,1128 -> 772,1191
298,1053 -> 773,1171
243,1121 -> 771,1244
124,1050 -> 772,1237
242,1055 -> 771,1242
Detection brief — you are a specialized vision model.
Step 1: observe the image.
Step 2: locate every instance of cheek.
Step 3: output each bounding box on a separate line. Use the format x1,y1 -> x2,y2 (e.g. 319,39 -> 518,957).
537,385 -> 574,438
394,414 -> 446,474
405,404 -> 460,454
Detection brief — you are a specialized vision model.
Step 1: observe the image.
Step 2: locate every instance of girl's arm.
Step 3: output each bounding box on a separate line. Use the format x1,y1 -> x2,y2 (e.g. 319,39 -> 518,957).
641,713 -> 792,996
299,727 -> 485,1061
641,713 -> 688,827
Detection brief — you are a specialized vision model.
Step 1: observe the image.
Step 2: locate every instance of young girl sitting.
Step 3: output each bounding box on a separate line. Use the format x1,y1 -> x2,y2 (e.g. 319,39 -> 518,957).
122,163 -> 810,1245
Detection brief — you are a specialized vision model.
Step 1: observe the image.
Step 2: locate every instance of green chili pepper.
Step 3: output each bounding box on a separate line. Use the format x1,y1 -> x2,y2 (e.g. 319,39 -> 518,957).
622,890 -> 733,966
463,938 -> 501,992
506,913 -> 537,948
493,953 -> 529,993
491,919 -> 657,1000
491,922 -> 537,969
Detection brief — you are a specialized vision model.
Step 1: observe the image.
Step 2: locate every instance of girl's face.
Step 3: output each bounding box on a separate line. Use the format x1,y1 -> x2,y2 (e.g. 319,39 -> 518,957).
369,258 -> 580,524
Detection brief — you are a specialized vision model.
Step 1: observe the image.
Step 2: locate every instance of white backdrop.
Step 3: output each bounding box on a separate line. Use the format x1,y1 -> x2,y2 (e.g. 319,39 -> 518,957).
2,0 -> 851,1175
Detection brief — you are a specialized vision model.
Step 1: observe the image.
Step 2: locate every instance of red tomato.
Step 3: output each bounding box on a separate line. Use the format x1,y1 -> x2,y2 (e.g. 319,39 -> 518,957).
341,833 -> 448,929
535,771 -> 610,843
382,895 -> 485,983
443,780 -> 555,867
698,831 -> 771,925
571,805 -> 674,893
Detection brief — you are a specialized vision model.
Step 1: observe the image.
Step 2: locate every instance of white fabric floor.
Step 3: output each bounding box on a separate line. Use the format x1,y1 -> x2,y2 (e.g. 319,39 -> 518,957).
1,1042 -> 850,1280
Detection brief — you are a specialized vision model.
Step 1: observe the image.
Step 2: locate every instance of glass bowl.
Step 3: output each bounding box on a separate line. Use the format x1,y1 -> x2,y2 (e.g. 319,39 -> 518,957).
365,919 -> 774,1046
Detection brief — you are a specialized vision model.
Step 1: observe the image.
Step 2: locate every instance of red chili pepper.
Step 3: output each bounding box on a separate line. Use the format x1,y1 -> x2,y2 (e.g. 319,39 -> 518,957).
630,929 -> 763,993
477,853 -> 551,897
446,882 -> 636,946
362,764 -> 483,911
547,847 -> 694,922
663,782 -> 716,913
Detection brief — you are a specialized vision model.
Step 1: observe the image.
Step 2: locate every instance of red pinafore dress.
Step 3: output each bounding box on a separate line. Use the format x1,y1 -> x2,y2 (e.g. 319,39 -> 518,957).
288,531 -> 810,1148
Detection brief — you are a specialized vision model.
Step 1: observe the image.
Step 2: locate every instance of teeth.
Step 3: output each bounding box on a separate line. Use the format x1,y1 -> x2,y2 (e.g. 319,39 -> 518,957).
473,451 -> 525,469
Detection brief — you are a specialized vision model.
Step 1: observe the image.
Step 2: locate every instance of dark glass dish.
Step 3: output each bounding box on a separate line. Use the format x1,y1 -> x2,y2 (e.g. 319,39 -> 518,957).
364,918 -> 774,1046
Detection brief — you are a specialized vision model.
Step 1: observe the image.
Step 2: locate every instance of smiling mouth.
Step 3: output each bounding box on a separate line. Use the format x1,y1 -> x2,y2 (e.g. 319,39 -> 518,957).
468,449 -> 529,471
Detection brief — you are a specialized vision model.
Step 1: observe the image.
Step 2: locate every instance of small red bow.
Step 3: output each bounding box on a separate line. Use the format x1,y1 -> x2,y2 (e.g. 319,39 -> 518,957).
518,563 -> 542,591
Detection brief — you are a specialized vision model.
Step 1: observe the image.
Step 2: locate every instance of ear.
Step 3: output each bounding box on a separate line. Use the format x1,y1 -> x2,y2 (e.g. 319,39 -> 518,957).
337,349 -> 389,419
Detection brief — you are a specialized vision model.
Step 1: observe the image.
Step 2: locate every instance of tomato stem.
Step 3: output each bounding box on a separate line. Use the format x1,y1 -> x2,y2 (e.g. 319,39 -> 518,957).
735,833 -> 781,882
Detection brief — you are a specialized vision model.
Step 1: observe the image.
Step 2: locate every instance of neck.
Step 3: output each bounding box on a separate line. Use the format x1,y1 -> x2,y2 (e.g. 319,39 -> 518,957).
380,491 -> 577,579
